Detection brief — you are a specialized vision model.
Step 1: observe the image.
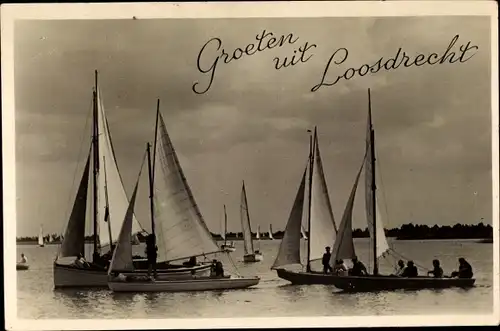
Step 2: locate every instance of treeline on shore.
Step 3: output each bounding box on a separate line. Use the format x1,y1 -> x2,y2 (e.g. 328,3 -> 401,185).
16,222 -> 493,243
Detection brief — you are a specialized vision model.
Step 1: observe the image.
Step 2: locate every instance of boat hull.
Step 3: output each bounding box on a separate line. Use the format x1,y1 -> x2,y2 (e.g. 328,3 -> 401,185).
108,276 -> 260,292
330,275 -> 476,292
244,253 -> 263,262
275,268 -> 339,285
53,262 -> 211,288
16,263 -> 29,270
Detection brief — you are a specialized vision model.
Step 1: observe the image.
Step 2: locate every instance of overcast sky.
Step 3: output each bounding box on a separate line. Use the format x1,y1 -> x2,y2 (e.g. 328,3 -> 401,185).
14,16 -> 492,237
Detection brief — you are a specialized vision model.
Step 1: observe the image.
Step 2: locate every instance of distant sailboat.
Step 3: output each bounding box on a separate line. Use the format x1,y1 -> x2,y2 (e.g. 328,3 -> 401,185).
220,205 -> 236,252
38,225 -> 45,247
301,225 -> 308,240
108,107 -> 259,292
240,181 -> 264,263
269,224 -> 274,240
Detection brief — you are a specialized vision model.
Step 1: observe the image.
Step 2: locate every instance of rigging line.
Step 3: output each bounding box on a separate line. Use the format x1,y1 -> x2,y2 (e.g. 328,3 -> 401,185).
374,148 -> 394,251
226,252 -> 241,277
387,248 -> 430,271
57,97 -> 93,252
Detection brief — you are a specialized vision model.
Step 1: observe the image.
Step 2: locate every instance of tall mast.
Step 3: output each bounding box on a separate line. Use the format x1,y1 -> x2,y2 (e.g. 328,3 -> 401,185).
306,128 -> 315,272
146,142 -> 156,240
92,70 -> 99,260
152,99 -> 160,185
224,204 -> 228,246
368,88 -> 378,276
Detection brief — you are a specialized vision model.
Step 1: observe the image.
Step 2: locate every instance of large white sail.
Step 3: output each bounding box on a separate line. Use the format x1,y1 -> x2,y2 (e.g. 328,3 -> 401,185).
240,182 -> 255,255
365,100 -> 390,260
330,157 -> 366,265
271,168 -> 307,269
109,156 -> 144,273
308,131 -> 338,262
96,89 -> 143,248
152,112 -> 220,262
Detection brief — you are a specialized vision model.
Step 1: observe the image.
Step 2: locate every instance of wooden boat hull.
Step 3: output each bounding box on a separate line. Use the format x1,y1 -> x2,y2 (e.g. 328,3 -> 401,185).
108,276 -> 260,292
53,262 -> 211,288
16,263 -> 29,270
330,275 -> 476,292
275,268 -> 339,285
244,253 -> 263,262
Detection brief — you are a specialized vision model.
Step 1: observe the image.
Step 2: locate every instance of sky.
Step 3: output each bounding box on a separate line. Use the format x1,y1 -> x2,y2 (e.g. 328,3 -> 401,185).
14,16 -> 492,237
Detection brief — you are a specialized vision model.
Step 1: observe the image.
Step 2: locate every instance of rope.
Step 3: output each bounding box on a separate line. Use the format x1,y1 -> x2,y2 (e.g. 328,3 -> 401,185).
226,252 -> 241,277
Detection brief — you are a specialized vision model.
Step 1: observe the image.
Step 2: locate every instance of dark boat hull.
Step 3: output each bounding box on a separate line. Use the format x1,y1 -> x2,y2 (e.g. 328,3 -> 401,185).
275,268 -> 339,285
330,275 -> 476,292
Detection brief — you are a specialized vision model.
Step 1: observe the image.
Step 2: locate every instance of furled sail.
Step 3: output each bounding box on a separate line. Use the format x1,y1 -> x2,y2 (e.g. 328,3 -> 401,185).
365,100 -> 390,260
152,112 -> 220,262
271,167 -> 307,269
96,89 -> 143,248
109,154 -> 145,273
308,131 -> 338,262
240,181 -> 254,255
330,156 -> 366,265
59,152 -> 91,258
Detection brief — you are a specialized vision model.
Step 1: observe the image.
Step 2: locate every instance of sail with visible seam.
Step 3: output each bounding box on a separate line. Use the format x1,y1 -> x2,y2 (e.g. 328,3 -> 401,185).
152,112 -> 220,262
272,167 -> 307,269
240,181 -> 254,255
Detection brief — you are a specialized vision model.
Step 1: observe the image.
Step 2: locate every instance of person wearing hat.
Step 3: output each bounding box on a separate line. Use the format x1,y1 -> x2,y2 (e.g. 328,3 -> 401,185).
322,246 -> 333,274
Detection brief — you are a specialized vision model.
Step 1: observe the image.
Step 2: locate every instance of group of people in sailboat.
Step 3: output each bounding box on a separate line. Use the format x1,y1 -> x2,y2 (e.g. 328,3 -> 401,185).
393,257 -> 473,279
323,247 -> 369,277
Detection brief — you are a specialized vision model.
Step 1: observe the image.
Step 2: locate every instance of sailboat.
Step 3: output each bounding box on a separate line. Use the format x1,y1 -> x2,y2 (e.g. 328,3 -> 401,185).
269,224 -> 274,240
38,225 -> 45,247
220,205 -> 236,252
271,127 -> 342,284
107,107 -> 260,292
53,73 -> 210,288
240,181 -> 264,262
328,89 -> 476,292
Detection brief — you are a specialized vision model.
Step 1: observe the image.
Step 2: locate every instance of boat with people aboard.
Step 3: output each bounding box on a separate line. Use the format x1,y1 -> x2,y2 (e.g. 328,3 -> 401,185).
240,181 -> 264,262
220,205 -> 236,252
274,89 -> 476,291
107,101 -> 260,293
17,253 -> 29,271
53,72 -> 211,288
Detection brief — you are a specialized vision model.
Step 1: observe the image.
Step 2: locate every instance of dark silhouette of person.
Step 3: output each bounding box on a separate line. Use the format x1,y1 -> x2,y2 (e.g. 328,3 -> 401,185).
395,259 -> 405,276
401,260 -> 418,277
451,257 -> 473,279
427,259 -> 443,278
322,246 -> 333,274
183,256 -> 197,267
349,256 -> 368,276
215,260 -> 224,277
145,234 -> 158,278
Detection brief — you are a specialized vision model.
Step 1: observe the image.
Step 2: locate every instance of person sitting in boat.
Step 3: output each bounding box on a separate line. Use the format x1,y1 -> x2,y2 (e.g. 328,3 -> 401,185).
322,246 -> 333,274
74,253 -> 90,268
401,260 -> 418,277
215,260 -> 224,277
349,256 -> 368,276
183,256 -> 197,267
333,259 -> 348,276
19,253 -> 28,264
145,234 -> 158,278
451,258 -> 473,279
210,259 -> 218,277
427,259 -> 443,278
394,260 -> 405,276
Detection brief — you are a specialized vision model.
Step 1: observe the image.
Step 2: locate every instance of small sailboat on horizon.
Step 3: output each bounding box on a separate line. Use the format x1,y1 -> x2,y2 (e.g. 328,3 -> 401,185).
269,224 -> 274,240
240,181 -> 264,263
38,225 -> 45,247
220,205 -> 236,252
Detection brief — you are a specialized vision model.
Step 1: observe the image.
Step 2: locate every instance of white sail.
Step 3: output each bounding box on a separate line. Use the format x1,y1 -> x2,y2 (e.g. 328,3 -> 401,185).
240,181 -> 255,255
38,225 -> 45,246
109,156 -> 144,273
221,205 -> 227,241
365,101 -> 390,260
152,112 -> 220,262
271,168 -> 307,269
96,89 -> 143,248
269,224 -> 274,240
308,131 -> 338,262
256,226 -> 260,240
330,157 -> 366,265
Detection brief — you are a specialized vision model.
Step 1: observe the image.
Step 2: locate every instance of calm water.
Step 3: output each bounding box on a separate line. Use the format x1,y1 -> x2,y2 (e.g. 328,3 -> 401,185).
17,239 -> 493,319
